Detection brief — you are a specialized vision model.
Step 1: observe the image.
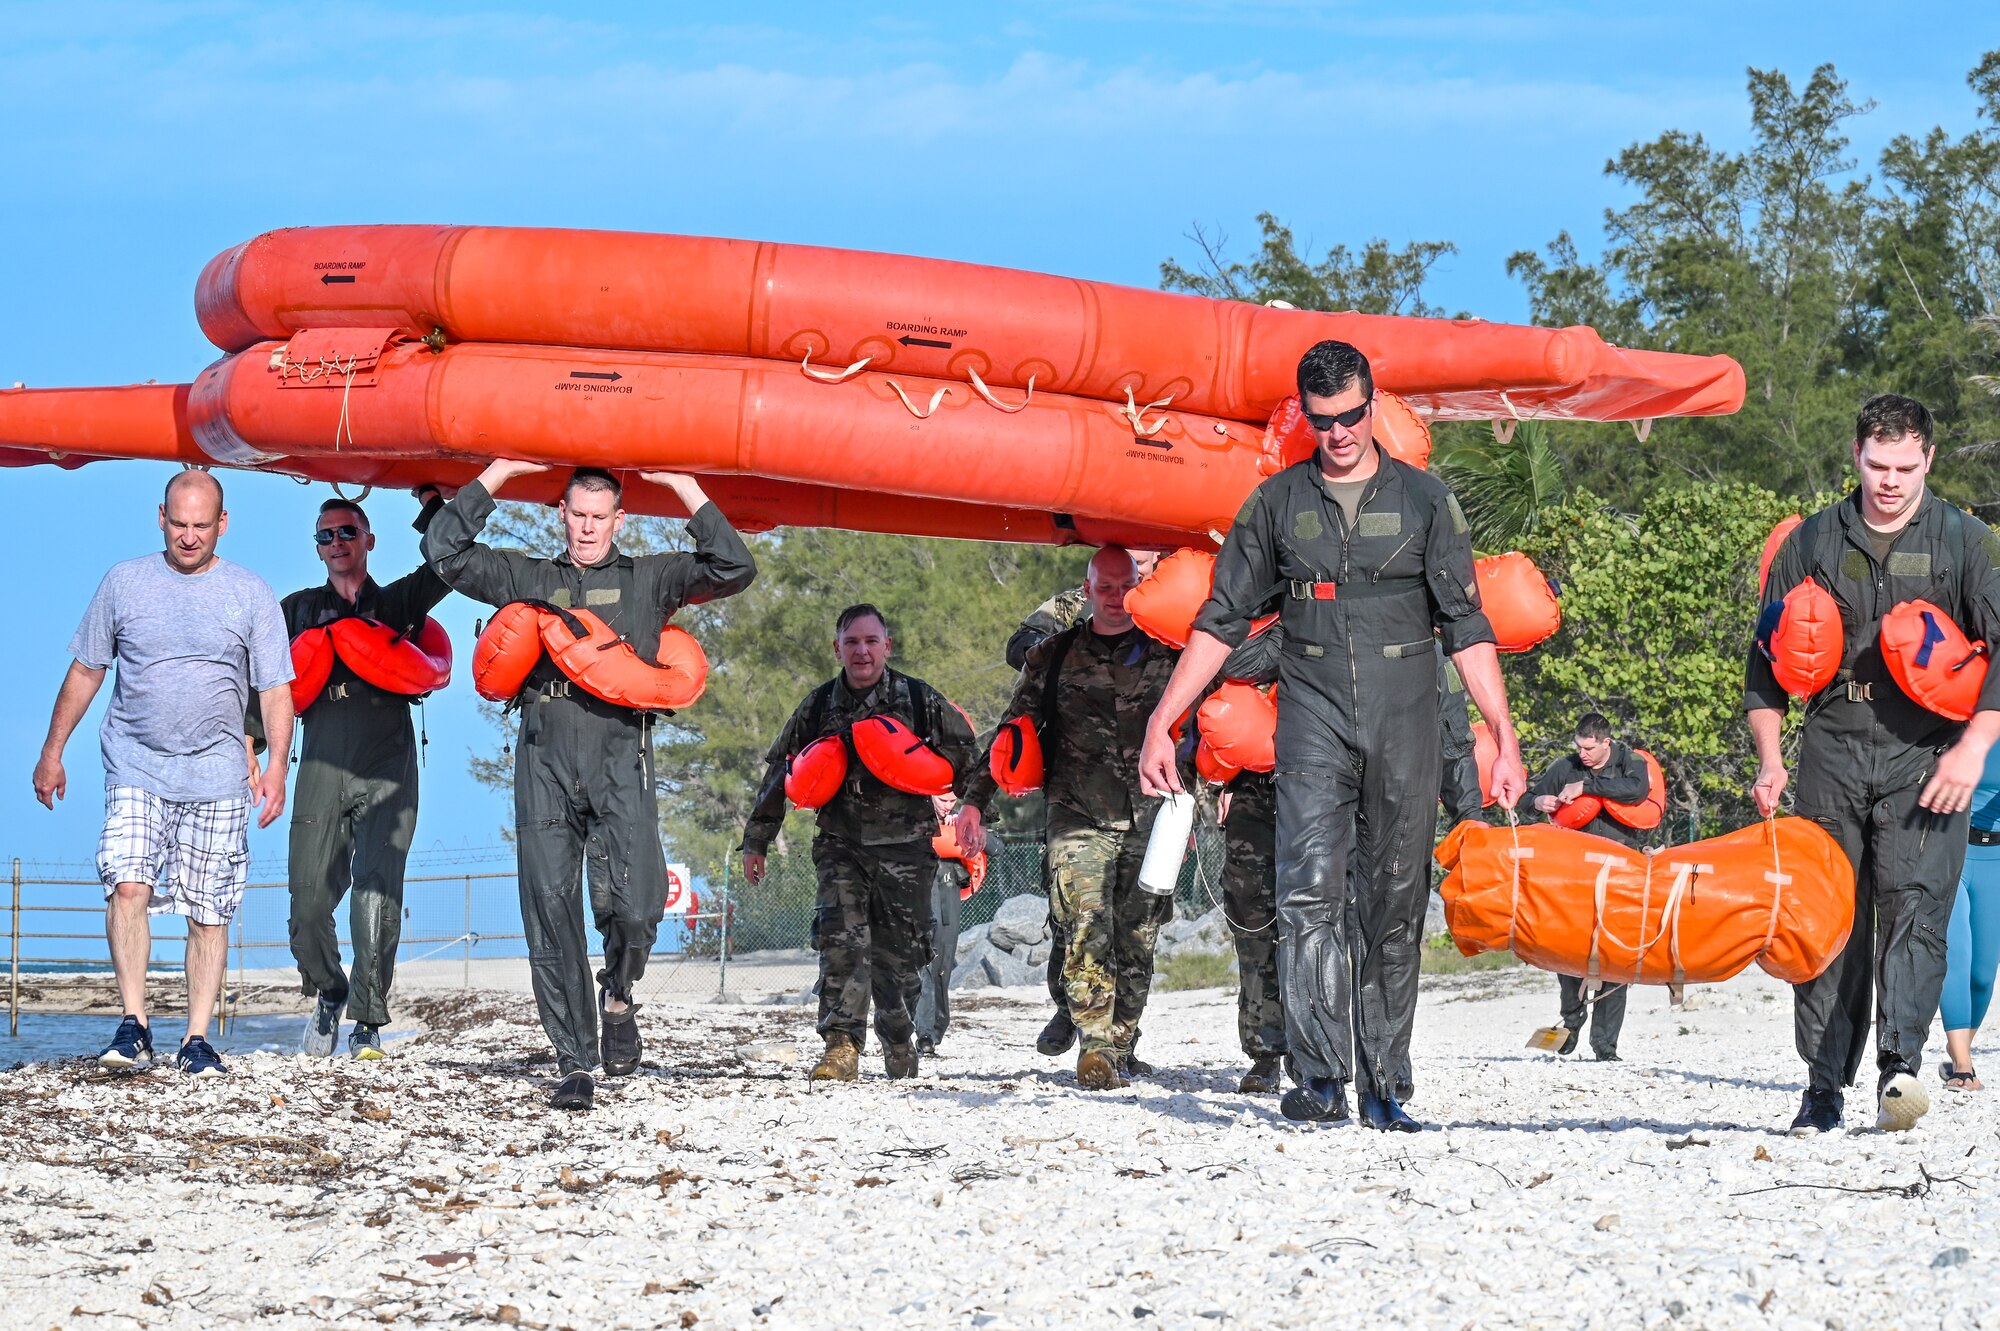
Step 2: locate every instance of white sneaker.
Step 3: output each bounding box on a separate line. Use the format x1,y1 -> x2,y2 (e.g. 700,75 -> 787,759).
1877,1070 -> 1931,1131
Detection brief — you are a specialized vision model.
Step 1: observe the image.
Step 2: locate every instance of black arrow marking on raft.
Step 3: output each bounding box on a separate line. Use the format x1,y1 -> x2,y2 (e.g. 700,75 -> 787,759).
569,371 -> 623,382
320,274 -> 356,285
897,335 -> 952,350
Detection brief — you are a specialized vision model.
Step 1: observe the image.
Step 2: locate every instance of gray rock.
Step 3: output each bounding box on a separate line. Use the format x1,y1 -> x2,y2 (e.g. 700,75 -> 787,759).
1027,940 -> 1052,966
984,950 -> 1036,988
989,894 -> 1050,951
951,944 -> 995,990
1424,890 -> 1448,941
1932,1247 -> 1971,1269
956,923 -> 991,964
1153,905 -> 1230,961
1010,943 -> 1033,963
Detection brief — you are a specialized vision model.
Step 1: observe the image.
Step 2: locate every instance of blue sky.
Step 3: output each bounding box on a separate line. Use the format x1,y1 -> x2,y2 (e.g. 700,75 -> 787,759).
3,1 -> 1997,875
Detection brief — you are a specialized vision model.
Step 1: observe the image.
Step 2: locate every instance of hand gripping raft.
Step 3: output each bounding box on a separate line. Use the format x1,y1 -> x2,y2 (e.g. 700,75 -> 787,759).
1436,818 -> 1855,987
290,616 -> 452,713
472,601 -> 708,710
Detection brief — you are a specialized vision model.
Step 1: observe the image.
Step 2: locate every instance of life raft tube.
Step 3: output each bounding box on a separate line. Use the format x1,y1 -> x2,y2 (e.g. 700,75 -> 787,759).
290,616 -> 453,713
785,735 -> 849,809
1881,599 -> 1990,721
851,715 -> 956,797
1758,514 -> 1802,593
990,717 -> 1045,795
471,601 -> 708,710
1196,682 -> 1277,773
1437,816 -> 1855,987
1551,749 -> 1668,832
932,823 -> 988,900
1755,577 -> 1842,698
1477,552 -> 1562,653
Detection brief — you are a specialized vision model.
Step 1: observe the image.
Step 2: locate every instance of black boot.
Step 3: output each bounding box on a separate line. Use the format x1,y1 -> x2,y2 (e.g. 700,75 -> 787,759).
1280,1077 -> 1350,1123
1788,1088 -> 1843,1136
601,998 -> 643,1078
550,1071 -> 595,1111
1036,1009 -> 1077,1056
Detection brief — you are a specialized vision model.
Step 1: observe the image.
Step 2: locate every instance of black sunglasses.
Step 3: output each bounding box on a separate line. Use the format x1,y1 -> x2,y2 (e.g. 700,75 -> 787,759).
1303,401 -> 1371,432
314,524 -> 362,545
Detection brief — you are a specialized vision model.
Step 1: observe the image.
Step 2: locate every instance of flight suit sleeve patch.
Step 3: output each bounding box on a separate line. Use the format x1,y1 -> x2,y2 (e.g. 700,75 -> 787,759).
1444,493 -> 1470,536
1354,511 -> 1403,538
1982,526 -> 2000,568
1233,490 -> 1261,526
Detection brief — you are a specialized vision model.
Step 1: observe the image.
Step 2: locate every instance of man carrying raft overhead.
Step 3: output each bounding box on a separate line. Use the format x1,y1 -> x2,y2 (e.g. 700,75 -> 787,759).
1750,393 -> 2000,1135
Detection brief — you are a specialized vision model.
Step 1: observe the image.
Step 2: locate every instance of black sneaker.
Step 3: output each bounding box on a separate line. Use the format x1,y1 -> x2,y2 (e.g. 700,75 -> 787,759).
601,998 -> 642,1078
1036,1010 -> 1077,1057
550,1071 -> 595,1111
175,1035 -> 227,1079
97,1015 -> 154,1070
301,992 -> 346,1058
915,1035 -> 938,1057
1788,1088 -> 1843,1136
1280,1078 -> 1350,1123
350,1026 -> 386,1060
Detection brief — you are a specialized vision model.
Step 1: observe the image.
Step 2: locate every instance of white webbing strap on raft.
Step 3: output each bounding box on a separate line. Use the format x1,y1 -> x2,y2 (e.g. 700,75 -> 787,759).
1120,385 -> 1175,437
1759,814 -> 1789,962
1580,847 -> 1699,996
966,366 -> 1034,413
799,349 -> 873,383
885,380 -> 953,419
1504,810 -> 1531,954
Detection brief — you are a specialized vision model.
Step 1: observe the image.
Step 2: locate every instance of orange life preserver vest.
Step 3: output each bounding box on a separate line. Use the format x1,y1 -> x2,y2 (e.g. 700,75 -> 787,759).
1755,577 -> 1842,698
784,735 -> 849,809
1196,681 -> 1277,773
1477,552 -> 1561,653
471,601 -> 707,710
850,714 -> 956,797
932,823 -> 988,900
1195,737 -> 1242,785
290,616 -> 452,713
1437,816 -> 1855,987
990,716 -> 1046,795
1126,547 -> 1279,651
1881,599 -> 1990,721
1759,514 -> 1802,593
1550,749 -> 1668,833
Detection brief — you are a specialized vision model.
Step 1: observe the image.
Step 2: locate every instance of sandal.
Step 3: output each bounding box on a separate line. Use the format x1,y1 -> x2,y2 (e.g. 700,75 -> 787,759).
1940,1061 -> 1983,1092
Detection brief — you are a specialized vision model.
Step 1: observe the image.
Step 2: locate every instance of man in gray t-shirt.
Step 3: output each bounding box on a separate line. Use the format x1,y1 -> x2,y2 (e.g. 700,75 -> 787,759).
34,470 -> 295,1078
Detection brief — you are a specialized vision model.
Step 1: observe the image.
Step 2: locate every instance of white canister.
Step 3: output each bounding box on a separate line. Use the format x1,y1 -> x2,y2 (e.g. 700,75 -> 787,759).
1138,791 -> 1196,896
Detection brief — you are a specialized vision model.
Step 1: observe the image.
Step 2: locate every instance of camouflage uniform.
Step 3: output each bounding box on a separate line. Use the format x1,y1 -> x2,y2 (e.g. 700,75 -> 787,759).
965,621 -> 1183,1059
1007,585 -> 1088,671
1220,771 -> 1286,1061
744,672 -> 976,1049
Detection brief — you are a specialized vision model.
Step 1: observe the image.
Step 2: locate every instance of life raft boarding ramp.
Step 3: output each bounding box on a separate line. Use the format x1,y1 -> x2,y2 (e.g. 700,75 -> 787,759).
0,383 -> 1198,548
1435,817 -> 1855,987
196,224 -> 1746,424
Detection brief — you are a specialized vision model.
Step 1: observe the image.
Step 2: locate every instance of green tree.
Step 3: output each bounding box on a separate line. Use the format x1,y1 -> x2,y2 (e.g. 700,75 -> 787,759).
1430,420 -> 1566,549
1161,212 -> 1460,317
1506,482 -> 1805,838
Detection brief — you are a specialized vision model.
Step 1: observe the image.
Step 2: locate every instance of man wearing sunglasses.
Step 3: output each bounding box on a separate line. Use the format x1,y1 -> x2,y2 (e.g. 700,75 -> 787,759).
1138,339 -> 1527,1131
278,492 -> 453,1060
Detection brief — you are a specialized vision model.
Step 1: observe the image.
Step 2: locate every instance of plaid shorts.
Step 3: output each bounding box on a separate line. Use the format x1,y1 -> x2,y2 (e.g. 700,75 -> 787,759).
96,785 -> 251,926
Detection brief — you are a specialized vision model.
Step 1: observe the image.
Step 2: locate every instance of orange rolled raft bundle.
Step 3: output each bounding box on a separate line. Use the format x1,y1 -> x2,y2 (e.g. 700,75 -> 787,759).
291,616 -> 452,712
473,601 -> 708,710
1436,817 -> 1855,986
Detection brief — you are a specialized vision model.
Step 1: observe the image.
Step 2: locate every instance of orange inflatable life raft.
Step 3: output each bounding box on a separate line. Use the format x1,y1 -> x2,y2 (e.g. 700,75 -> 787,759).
850,715 -> 956,797
1437,816 -> 1855,986
931,823 -> 988,900
472,601 -> 708,710
1759,514 -> 1802,593
1477,552 -> 1562,653
1551,749 -> 1668,833
1881,599 -> 1990,721
1197,682 -> 1277,773
784,735 -> 849,810
1259,392 -> 1433,473
290,616 -> 452,713
990,717 -> 1045,796
1757,577 -> 1843,698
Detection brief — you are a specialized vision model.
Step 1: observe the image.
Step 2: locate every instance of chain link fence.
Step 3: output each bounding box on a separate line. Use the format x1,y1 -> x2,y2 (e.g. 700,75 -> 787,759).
1,824 -> 1238,1029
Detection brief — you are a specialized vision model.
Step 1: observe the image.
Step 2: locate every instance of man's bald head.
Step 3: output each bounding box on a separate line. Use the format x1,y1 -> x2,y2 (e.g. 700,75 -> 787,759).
1085,545 -> 1140,635
159,467 -> 228,573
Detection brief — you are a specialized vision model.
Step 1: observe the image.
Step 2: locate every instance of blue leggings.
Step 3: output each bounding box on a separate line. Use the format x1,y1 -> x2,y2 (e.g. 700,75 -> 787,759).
1942,843 -> 2000,1032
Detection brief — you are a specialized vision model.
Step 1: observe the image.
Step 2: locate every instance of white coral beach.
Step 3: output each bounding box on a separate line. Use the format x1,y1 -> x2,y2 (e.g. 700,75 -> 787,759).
1,965 -> 1992,1330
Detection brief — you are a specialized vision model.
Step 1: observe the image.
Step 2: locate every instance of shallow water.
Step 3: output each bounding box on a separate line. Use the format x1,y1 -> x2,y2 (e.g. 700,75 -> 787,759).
0,1012 -> 332,1067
